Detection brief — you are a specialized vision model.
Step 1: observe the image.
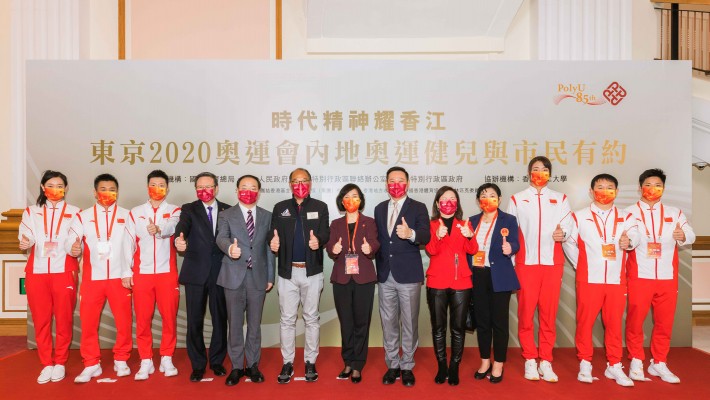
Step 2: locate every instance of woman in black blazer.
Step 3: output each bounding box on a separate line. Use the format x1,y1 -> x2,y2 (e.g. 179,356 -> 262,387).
468,183 -> 521,384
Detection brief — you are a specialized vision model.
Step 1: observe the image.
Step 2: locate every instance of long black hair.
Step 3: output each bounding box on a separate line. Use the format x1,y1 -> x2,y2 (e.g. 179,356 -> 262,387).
36,170 -> 68,207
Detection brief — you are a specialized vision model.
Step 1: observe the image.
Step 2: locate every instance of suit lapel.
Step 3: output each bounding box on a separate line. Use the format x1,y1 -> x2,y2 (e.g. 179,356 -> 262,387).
194,200 -> 215,238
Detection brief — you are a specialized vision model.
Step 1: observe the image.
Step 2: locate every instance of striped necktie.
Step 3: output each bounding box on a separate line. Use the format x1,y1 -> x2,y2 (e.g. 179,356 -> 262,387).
246,210 -> 254,269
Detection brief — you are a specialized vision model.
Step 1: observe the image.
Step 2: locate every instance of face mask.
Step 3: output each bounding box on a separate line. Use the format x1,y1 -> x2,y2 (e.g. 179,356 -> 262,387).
642,186 -> 663,202
291,182 -> 310,198
342,197 -> 361,213
238,190 -> 258,205
479,197 -> 499,213
438,200 -> 458,215
148,186 -> 166,201
593,189 -> 616,205
387,182 -> 407,198
43,187 -> 64,202
530,170 -> 550,187
97,191 -> 117,207
196,188 -> 215,203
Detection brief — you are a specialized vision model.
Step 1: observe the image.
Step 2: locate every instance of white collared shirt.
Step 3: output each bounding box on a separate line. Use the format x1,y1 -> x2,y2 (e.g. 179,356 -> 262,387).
388,195 -> 416,241
238,203 -> 257,227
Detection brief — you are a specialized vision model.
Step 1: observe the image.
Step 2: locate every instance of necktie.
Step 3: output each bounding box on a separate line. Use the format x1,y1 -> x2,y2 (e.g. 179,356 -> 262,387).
207,206 -> 213,232
246,210 -> 254,269
388,201 -> 399,235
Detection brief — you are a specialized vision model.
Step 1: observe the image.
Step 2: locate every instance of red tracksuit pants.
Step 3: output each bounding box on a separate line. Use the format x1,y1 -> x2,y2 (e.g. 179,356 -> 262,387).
25,269 -> 77,366
516,264 -> 563,361
79,278 -> 133,367
133,272 -> 180,359
626,278 -> 677,363
575,281 -> 626,364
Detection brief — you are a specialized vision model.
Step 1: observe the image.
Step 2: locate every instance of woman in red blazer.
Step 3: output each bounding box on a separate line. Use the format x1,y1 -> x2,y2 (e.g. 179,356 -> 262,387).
326,183 -> 380,384
425,186 -> 478,386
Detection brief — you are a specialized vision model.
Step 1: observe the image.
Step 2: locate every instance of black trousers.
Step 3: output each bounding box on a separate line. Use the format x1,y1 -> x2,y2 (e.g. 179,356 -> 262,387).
184,261 -> 228,370
333,280 -> 376,371
472,267 -> 512,362
426,287 -> 470,363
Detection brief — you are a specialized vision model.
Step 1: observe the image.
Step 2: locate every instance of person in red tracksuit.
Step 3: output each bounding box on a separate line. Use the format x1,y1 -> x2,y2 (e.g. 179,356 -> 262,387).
129,170 -> 181,380
425,186 -> 478,386
19,170 -> 80,384
66,173 -> 136,383
624,169 -> 695,384
506,156 -> 574,382
563,173 -> 639,387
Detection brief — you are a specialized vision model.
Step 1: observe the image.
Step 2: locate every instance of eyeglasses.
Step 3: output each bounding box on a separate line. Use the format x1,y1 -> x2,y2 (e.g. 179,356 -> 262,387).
196,185 -> 215,190
290,180 -> 311,185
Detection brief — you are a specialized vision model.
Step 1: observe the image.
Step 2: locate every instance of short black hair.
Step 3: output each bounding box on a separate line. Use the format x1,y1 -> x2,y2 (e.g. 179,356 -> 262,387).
36,170 -> 68,207
386,166 -> 409,181
336,183 -> 365,212
638,168 -> 666,186
431,186 -> 463,220
237,174 -> 262,190
194,172 -> 218,187
476,183 -> 502,199
94,173 -> 118,190
147,169 -> 169,185
528,156 -> 552,175
590,173 -> 618,189
289,168 -> 312,182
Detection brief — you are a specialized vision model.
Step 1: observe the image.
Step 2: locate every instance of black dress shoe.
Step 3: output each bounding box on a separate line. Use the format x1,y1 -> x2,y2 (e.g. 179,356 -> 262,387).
211,365 -> 227,376
382,368 -> 401,385
246,364 -> 264,383
401,370 -> 415,387
338,368 -> 353,379
190,369 -> 205,382
225,369 -> 244,386
490,369 -> 504,384
351,371 -> 362,384
474,366 -> 492,380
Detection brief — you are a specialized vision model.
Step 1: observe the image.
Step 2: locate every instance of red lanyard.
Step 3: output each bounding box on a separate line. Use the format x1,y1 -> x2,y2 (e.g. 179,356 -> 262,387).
591,206 -> 619,242
346,214 -> 360,253
43,202 -> 67,240
474,212 -> 497,249
93,204 -> 118,241
637,202 -> 664,240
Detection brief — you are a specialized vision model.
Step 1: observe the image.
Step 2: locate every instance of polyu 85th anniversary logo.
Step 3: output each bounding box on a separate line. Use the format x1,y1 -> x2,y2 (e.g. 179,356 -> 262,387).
553,82 -> 627,106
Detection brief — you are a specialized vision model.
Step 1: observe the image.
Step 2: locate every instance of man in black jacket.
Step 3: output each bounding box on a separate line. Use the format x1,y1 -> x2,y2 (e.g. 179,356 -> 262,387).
267,168 -> 329,384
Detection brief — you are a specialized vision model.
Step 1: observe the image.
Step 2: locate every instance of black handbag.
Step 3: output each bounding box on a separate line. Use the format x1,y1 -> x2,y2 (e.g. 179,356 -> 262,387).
465,288 -> 476,332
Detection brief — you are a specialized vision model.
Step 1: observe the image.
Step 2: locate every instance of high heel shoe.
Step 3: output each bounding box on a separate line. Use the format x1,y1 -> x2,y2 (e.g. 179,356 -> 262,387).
338,368 -> 353,379
351,371 -> 361,384
490,368 -> 504,384
434,360 -> 448,384
474,366 -> 492,380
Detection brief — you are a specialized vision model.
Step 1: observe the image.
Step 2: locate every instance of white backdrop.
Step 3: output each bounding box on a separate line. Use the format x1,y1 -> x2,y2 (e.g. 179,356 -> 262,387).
25,60 -> 692,348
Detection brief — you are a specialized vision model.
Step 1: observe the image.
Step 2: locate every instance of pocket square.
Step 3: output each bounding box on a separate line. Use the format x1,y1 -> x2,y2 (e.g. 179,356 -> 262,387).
281,209 -> 291,217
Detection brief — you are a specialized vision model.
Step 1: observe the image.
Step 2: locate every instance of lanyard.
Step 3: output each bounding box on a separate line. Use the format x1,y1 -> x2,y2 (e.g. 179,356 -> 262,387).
636,202 -> 664,240
93,204 -> 118,241
346,214 -> 360,253
474,212 -> 497,249
591,206 -> 619,243
43,202 -> 67,240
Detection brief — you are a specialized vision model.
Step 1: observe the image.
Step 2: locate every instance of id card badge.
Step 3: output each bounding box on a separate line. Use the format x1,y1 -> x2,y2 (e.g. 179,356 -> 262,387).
41,241 -> 59,258
473,251 -> 486,267
647,242 -> 662,259
345,253 -> 360,275
96,241 -> 112,261
601,243 -> 617,261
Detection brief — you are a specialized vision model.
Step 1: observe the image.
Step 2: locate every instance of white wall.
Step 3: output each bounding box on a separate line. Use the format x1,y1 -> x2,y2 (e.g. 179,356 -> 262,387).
0,0 -> 12,215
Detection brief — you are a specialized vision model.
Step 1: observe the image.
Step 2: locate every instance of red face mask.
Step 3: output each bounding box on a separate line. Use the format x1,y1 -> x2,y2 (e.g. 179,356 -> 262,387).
238,190 -> 258,205
148,186 -> 166,201
642,186 -> 663,202
196,188 -> 215,203
479,197 -> 499,213
342,197 -> 361,213
291,182 -> 310,198
593,189 -> 616,205
97,191 -> 117,207
438,200 -> 457,215
43,187 -> 64,202
387,182 -> 407,198
530,170 -> 550,187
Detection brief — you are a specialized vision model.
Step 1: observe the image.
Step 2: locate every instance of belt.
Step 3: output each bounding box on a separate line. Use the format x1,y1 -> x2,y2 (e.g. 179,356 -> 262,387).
292,262 -> 306,268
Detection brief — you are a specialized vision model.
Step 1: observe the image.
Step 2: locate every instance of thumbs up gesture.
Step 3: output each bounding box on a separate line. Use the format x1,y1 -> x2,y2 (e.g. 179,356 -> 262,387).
459,220 -> 473,238
19,234 -> 31,251
502,235 -> 512,255
619,230 -> 630,250
175,232 -> 187,252
361,237 -> 372,255
436,218 -> 448,239
270,229 -> 280,252
332,237 -> 343,255
229,238 -> 241,259
308,229 -> 319,250
673,222 -> 685,242
71,237 -> 82,257
147,217 -> 160,236
396,217 -> 413,240
552,223 -> 565,242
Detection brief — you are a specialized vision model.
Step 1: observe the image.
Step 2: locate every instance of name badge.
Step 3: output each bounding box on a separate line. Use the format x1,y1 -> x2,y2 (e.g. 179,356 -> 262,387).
601,243 -> 616,261
96,241 -> 112,261
647,242 -> 662,259
41,241 -> 59,258
473,251 -> 486,267
307,212 -> 318,220
345,253 -> 359,274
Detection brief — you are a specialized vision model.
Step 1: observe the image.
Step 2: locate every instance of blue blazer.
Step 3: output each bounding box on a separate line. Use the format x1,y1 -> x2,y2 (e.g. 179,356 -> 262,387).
467,210 -> 521,292
374,197 -> 431,284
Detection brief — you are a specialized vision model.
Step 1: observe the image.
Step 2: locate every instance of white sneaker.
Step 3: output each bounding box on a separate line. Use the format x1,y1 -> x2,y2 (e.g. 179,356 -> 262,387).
51,365 -> 66,382
37,366 -> 53,384
538,360 -> 559,382
114,360 -> 131,377
134,359 -> 155,381
524,359 -> 540,381
629,358 -> 649,382
74,364 -> 102,383
159,356 -> 178,377
604,362 -> 634,387
577,360 -> 594,383
647,359 -> 680,384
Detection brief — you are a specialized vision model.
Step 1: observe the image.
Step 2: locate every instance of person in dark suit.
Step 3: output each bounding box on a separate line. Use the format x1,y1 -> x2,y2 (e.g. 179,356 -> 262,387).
326,184 -> 380,384
425,186 -> 478,386
468,183 -> 521,384
374,166 -> 431,387
174,172 -> 231,382
215,175 -> 275,386
267,168 -> 330,384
